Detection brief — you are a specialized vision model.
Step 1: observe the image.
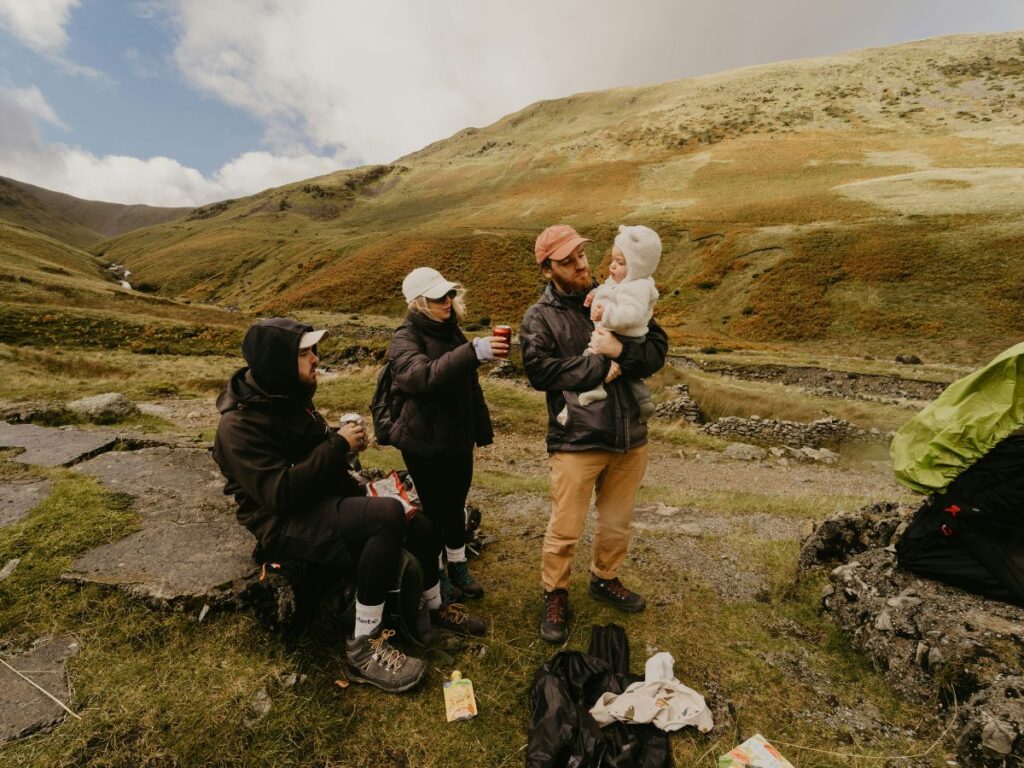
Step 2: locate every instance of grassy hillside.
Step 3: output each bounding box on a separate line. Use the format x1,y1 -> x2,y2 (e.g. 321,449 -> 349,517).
0,177 -> 107,249
91,31 -> 1024,363
0,176 -> 190,248
0,220 -> 245,356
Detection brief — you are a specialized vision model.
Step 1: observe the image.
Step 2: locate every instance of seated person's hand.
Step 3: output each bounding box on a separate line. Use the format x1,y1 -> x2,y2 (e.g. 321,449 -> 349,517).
589,327 -> 623,359
604,360 -> 622,383
590,302 -> 604,322
340,422 -> 367,452
583,289 -> 597,308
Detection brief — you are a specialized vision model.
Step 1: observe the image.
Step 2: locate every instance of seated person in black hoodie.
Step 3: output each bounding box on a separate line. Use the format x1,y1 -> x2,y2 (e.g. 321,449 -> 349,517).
213,317 -> 483,694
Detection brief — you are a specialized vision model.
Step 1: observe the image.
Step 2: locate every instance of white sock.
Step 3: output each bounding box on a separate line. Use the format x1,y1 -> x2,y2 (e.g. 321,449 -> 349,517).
423,581 -> 442,610
353,601 -> 384,638
445,545 -> 467,564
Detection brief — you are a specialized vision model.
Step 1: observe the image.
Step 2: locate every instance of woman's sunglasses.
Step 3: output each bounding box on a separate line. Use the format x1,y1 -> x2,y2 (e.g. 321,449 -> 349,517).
426,289 -> 458,304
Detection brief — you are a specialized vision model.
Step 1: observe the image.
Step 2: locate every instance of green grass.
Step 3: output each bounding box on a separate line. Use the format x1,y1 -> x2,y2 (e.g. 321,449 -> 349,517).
0,433 -> 951,767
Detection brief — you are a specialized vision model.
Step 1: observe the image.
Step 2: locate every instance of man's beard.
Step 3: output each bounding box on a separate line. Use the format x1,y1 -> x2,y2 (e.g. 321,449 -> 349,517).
552,272 -> 591,296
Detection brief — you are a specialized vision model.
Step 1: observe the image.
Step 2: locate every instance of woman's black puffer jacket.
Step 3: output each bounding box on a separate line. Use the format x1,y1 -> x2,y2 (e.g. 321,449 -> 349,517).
387,311 -> 494,458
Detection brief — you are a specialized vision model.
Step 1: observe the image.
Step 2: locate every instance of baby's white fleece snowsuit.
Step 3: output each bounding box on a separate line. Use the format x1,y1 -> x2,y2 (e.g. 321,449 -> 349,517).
577,225 -> 661,415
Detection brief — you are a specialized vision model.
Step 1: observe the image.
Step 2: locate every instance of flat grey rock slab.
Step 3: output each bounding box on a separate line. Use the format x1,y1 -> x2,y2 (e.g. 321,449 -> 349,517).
0,422 -> 118,467
0,635 -> 79,743
72,446 -> 228,521
63,446 -> 256,607
64,519 -> 255,605
0,479 -> 52,528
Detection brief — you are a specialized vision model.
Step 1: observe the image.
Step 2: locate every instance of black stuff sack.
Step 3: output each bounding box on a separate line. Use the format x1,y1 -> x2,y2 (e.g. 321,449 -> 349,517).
526,623 -> 673,768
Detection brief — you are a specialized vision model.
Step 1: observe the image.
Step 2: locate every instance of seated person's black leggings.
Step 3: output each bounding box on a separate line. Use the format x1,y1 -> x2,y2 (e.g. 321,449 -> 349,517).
269,495 -> 441,606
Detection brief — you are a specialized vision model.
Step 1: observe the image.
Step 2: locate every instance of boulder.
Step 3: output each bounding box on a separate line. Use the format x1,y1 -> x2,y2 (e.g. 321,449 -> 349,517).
67,393 -> 139,424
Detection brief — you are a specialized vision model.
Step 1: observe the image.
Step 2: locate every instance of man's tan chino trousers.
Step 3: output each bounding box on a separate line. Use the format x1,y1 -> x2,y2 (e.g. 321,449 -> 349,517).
541,444 -> 650,591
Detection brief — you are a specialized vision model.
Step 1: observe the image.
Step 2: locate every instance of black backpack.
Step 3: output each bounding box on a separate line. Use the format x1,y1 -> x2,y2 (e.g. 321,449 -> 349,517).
370,360 -> 399,446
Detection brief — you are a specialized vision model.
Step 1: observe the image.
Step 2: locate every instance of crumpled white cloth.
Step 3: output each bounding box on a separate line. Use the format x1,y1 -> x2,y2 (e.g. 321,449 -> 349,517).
589,652 -> 714,733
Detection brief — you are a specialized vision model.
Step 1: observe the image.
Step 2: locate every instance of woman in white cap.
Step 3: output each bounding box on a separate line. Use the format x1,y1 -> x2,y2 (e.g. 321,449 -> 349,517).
386,267 -> 509,603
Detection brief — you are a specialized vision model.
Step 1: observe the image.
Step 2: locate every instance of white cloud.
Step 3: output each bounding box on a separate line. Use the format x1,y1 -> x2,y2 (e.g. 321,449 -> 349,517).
167,0 -> 1024,166
2,144 -> 346,207
9,85 -> 67,129
0,0 -> 80,54
0,84 -> 345,206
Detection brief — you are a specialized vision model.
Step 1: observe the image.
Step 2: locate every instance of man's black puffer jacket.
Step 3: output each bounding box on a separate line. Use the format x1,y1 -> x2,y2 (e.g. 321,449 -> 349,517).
213,318 -> 362,554
387,311 -> 494,458
520,283 -> 668,454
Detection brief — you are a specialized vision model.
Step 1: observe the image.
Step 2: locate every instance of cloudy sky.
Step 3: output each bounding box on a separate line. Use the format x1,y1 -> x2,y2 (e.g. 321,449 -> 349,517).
2,0 -> 1023,207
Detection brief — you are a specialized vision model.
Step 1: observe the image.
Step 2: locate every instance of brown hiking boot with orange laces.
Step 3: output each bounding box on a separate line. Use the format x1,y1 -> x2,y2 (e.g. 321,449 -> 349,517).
589,576 -> 646,613
430,602 -> 486,636
345,627 -> 425,693
540,589 -> 572,643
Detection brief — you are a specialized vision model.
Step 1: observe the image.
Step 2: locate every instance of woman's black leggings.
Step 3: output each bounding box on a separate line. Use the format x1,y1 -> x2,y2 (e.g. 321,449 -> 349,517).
402,449 -> 474,551
272,495 -> 441,606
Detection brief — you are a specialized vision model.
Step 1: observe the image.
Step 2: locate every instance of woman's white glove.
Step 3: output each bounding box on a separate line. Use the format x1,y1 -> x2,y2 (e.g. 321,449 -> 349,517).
472,336 -> 495,362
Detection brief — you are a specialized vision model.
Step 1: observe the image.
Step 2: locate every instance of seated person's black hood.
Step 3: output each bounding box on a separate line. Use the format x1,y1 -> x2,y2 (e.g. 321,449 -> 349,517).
242,317 -> 317,397
218,318 -> 319,412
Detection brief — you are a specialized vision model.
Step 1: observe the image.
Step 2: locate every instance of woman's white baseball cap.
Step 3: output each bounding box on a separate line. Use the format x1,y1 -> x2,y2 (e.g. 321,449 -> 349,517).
402,267 -> 457,304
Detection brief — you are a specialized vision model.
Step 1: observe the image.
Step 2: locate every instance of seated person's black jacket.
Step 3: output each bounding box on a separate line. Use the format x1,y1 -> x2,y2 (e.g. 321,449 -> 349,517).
213,319 -> 363,553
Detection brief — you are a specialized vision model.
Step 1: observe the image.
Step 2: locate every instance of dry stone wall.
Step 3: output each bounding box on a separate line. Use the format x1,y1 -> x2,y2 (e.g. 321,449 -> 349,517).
653,384 -> 705,423
700,415 -> 890,448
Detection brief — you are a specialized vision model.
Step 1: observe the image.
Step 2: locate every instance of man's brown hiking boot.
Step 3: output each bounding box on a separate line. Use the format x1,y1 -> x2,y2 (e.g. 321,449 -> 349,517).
540,589 -> 571,643
345,628 -> 425,693
589,576 -> 646,613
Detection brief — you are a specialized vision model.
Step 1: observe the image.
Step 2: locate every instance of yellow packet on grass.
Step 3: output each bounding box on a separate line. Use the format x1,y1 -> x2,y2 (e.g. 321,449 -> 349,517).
443,671 -> 478,722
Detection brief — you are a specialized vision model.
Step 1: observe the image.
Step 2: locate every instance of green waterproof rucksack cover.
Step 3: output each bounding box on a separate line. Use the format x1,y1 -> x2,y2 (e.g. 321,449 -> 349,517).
891,341 -> 1024,494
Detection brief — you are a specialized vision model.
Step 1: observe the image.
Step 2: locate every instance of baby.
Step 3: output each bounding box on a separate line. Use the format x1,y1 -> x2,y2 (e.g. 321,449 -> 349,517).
578,224 -> 661,420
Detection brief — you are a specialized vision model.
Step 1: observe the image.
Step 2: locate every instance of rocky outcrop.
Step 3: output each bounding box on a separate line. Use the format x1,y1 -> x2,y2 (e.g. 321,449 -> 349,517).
800,502 -> 1024,766
701,415 -> 890,448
